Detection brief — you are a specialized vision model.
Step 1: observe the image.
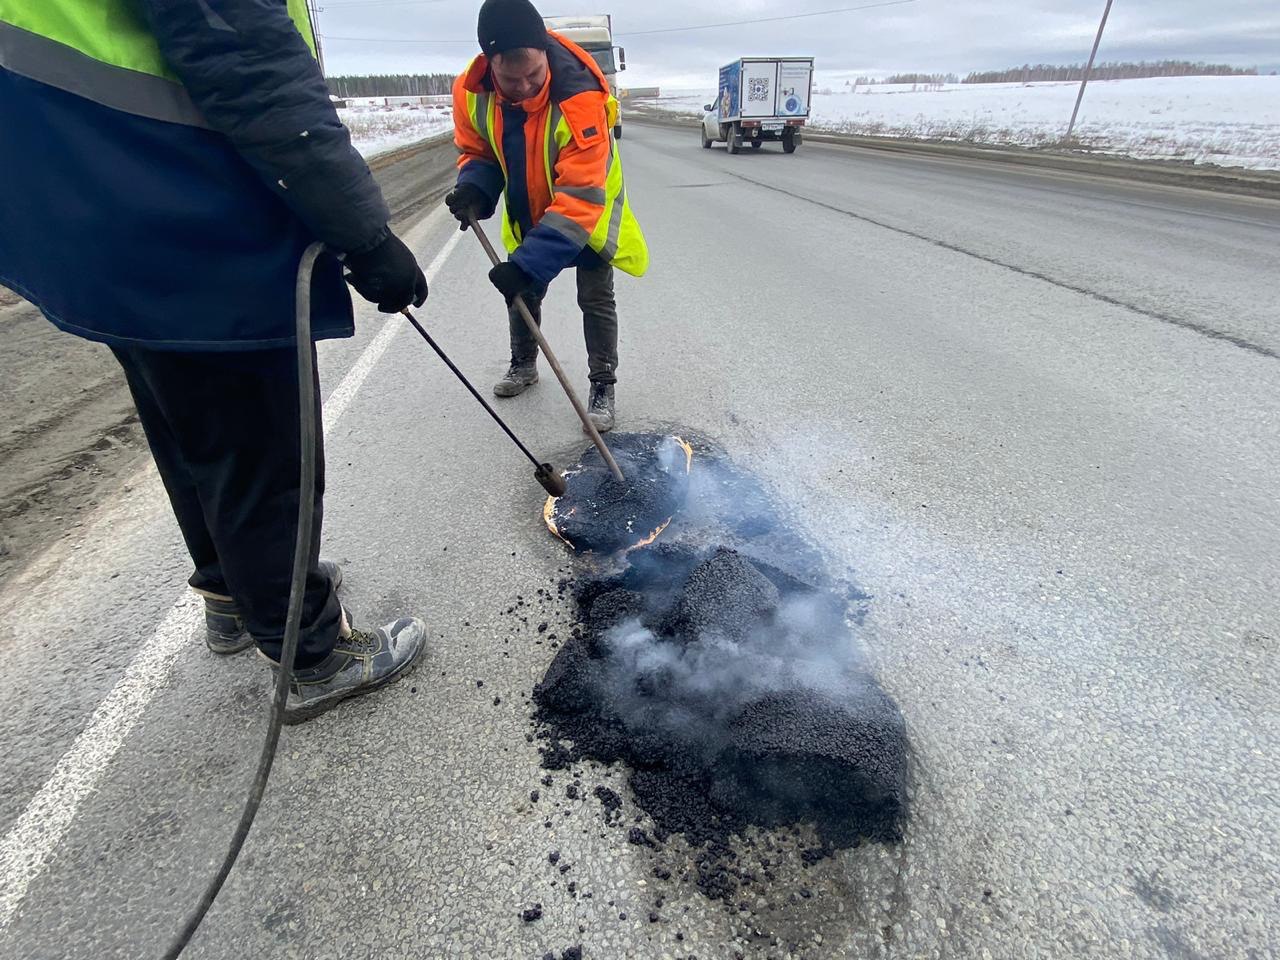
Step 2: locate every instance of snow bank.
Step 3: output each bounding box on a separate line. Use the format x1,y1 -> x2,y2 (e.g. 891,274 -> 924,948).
643,75 -> 1280,170
339,104 -> 454,159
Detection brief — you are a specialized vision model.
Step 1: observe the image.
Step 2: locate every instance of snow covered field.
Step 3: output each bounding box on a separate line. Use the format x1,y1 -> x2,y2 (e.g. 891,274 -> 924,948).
340,103 -> 454,159
642,75 -> 1280,170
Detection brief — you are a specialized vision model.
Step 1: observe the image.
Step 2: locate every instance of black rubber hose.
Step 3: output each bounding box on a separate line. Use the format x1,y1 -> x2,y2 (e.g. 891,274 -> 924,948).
401,308 -> 542,469
400,309 -> 566,497
162,241 -> 325,958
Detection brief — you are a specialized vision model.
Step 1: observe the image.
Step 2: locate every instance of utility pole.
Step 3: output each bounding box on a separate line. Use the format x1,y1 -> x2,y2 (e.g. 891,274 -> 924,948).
307,0 -> 326,75
1065,0 -> 1114,142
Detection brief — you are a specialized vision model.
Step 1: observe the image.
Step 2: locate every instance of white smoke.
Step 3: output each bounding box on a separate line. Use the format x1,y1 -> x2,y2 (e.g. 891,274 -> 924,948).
596,590 -> 867,754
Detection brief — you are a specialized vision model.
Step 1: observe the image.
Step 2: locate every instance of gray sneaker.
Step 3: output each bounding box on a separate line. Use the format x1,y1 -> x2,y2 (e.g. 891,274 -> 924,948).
278,616 -> 426,725
494,362 -> 539,397
586,382 -> 615,433
203,559 -> 343,655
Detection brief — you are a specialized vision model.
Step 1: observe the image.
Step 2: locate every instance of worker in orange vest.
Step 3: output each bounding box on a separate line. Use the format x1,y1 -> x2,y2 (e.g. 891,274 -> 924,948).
446,0 -> 648,433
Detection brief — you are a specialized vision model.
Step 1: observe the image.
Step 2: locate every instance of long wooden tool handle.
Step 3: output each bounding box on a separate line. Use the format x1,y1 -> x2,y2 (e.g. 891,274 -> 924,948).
467,214 -> 625,483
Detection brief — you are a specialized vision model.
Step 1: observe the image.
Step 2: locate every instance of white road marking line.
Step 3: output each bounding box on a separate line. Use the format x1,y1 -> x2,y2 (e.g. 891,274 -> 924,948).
323,228 -> 464,431
0,599 -> 201,929
0,223 -> 462,932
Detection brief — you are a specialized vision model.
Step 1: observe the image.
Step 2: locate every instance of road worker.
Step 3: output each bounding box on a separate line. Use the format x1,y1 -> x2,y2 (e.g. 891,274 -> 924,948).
445,0 -> 648,433
0,0 -> 428,722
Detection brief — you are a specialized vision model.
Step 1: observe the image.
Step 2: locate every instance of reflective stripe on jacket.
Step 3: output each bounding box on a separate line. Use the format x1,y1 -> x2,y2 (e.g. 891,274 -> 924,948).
0,0 -> 385,350
452,32 -> 648,285
0,0 -> 316,125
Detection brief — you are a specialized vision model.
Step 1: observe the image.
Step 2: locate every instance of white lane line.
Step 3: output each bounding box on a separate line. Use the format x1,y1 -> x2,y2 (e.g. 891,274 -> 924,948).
0,600 -> 202,929
323,228 -> 463,431
0,225 -> 463,932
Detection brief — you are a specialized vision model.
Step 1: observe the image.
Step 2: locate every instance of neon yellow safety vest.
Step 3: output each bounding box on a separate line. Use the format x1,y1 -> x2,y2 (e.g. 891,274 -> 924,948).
0,0 -> 319,127
461,86 -> 649,278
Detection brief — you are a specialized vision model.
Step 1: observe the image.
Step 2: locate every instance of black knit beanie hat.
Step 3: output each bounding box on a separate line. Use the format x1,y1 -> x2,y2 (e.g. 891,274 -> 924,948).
477,0 -> 547,57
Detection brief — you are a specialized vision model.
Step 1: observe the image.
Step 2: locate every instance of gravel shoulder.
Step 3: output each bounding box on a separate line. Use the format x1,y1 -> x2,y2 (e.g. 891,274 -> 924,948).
0,289 -> 147,584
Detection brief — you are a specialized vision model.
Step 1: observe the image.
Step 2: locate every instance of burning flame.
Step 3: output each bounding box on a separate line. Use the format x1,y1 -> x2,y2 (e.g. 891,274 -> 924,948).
674,436 -> 693,470
626,517 -> 672,552
544,495 -> 573,547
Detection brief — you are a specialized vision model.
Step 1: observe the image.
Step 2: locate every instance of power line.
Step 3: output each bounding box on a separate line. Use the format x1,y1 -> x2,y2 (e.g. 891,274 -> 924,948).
321,0 -> 451,7
319,0 -> 919,45
618,0 -> 918,37
321,33 -> 470,43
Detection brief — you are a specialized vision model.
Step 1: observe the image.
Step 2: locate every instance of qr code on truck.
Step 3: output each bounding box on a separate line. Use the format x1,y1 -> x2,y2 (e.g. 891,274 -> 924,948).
748,77 -> 770,102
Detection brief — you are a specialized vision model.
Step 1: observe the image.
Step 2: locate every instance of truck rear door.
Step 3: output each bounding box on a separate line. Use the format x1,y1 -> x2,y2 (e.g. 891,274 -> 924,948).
740,60 -> 779,119
777,61 -> 812,118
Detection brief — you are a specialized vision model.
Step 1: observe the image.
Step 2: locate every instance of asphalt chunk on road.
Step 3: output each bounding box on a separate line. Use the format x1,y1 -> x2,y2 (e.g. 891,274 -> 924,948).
534,440 -> 909,899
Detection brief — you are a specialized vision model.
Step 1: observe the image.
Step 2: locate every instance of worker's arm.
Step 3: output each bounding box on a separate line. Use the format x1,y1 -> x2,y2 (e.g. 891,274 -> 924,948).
137,0 -> 390,256
509,92 -> 611,286
450,73 -> 503,218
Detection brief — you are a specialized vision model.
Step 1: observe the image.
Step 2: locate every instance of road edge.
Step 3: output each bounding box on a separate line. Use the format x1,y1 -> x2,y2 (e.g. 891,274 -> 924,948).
626,110 -> 1280,201
368,132 -> 459,226
366,131 -> 452,175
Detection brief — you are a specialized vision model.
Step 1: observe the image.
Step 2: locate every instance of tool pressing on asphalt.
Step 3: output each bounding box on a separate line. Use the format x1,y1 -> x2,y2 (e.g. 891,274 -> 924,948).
461,220 -> 697,555
466,213 -> 625,484
399,307 -> 567,497
545,432 -> 695,555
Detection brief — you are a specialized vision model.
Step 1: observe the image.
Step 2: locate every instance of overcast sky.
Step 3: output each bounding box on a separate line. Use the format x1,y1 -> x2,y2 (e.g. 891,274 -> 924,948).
314,0 -> 1280,84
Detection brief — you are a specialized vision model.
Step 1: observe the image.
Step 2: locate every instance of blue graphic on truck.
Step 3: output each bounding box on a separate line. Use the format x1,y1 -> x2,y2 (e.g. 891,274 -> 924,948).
717,62 -> 741,121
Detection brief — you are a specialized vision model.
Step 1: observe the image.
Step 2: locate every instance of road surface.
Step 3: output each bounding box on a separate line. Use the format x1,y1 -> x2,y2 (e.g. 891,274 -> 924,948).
1,123 -> 1277,959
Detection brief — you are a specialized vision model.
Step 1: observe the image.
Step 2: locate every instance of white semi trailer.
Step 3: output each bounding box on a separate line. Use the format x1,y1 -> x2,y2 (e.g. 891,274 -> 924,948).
543,14 -> 626,139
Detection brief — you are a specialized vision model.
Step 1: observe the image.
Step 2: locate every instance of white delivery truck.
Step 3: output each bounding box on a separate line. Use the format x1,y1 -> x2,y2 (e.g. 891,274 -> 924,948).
701,57 -> 814,154
543,14 -> 626,139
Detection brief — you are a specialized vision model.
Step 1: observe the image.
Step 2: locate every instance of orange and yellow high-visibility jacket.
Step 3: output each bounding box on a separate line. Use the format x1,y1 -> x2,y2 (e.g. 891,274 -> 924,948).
452,31 -> 648,284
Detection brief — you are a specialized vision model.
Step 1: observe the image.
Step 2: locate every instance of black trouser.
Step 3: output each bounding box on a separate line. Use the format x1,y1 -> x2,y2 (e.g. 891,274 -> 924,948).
509,259 -> 618,384
111,345 -> 341,667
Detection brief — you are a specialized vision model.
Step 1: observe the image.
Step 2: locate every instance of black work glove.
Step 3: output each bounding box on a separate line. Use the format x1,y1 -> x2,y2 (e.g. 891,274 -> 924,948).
344,231 -> 428,313
445,183 -> 488,231
488,261 -> 537,303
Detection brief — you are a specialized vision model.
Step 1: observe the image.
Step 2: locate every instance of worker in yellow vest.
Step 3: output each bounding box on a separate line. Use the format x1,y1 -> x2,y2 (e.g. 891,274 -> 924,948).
0,1 -> 428,723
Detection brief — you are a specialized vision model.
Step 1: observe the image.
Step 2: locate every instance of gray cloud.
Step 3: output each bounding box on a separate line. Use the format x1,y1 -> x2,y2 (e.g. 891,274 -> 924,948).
314,0 -> 1280,82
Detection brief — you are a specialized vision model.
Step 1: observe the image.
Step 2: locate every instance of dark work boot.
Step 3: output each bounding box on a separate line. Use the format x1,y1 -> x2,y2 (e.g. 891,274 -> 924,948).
203,559 -> 343,655
203,594 -> 252,655
586,383 -> 615,433
493,361 -> 538,398
277,616 -> 426,724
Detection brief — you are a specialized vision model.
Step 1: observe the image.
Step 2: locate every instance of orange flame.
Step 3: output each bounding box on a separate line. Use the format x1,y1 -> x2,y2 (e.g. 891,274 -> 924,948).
543,495 -> 572,547
626,517 -> 673,553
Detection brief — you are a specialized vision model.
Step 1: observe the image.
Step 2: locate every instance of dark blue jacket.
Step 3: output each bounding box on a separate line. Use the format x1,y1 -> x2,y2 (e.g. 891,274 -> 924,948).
0,1 -> 390,351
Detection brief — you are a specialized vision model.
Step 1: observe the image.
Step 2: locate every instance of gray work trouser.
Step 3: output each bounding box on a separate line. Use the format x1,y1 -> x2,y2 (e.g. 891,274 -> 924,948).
509,260 -> 618,385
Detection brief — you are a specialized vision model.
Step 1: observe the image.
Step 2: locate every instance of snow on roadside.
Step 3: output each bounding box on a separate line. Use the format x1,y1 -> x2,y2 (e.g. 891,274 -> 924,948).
340,105 -> 454,159
643,75 -> 1280,170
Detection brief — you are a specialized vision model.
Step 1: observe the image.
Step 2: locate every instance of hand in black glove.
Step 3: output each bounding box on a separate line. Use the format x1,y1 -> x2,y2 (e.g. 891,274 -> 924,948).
488,261 -> 537,304
344,231 -> 428,313
445,183 -> 488,231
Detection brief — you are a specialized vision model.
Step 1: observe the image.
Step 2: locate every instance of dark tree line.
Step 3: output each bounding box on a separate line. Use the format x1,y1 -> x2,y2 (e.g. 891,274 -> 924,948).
963,61 -> 1257,84
326,73 -> 454,98
883,72 -> 960,85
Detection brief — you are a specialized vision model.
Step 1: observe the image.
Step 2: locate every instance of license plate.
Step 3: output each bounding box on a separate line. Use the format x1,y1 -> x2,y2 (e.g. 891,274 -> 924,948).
763,121 -> 784,131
